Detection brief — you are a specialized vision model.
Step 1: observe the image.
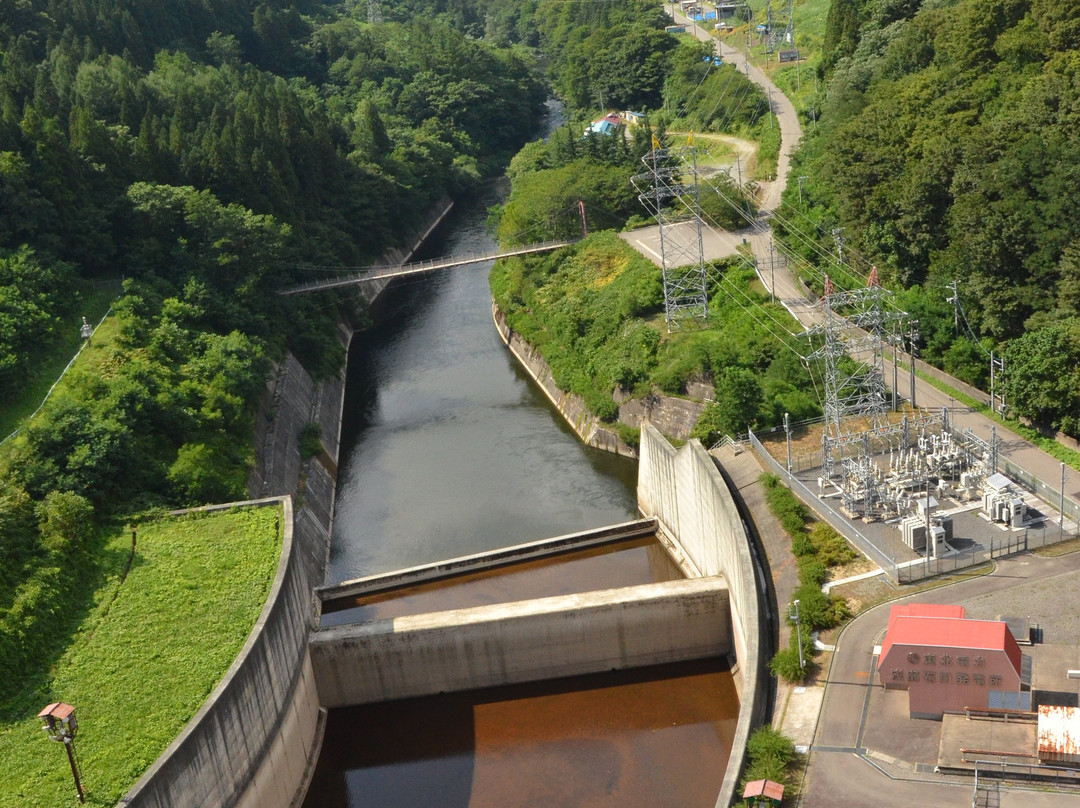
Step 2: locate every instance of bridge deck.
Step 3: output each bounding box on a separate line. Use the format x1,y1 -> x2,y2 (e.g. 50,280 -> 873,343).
280,239 -> 574,295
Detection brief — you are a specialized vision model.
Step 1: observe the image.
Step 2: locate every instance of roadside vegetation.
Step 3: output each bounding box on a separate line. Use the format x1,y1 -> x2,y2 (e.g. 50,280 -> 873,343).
739,726 -> 799,803
0,506 -> 280,808
760,473 -> 854,684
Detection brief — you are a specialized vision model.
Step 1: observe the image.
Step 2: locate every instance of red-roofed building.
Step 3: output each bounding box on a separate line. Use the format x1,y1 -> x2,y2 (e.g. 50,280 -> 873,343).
878,607 -> 1026,719
886,603 -> 964,631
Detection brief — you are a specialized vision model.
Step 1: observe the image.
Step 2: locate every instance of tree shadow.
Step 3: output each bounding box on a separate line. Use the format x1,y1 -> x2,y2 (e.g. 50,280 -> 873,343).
0,523 -> 137,723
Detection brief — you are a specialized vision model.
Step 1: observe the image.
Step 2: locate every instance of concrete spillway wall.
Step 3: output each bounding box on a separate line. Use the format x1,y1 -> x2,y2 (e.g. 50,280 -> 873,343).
116,498 -> 328,808
637,423 -> 767,808
310,577 -> 732,707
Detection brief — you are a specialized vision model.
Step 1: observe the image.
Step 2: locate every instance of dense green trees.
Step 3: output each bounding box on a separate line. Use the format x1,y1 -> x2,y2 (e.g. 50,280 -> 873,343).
789,0 -> 1080,436
0,0 -> 552,705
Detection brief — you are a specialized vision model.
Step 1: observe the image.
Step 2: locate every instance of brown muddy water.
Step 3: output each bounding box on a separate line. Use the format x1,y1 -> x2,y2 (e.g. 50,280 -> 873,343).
320,535 -> 685,626
301,658 -> 738,808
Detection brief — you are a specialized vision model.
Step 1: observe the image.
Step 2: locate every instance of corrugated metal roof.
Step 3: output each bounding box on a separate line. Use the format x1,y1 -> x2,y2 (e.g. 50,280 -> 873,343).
1038,705 -> 1080,759
887,603 -> 965,631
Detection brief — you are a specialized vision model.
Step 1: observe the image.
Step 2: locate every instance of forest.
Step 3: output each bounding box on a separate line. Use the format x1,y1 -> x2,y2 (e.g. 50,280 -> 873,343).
792,0 -> 1080,437
0,0 -> 553,699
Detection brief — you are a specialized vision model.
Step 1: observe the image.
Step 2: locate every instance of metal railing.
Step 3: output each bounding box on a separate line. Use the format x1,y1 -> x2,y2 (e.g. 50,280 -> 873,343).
280,239 -> 574,295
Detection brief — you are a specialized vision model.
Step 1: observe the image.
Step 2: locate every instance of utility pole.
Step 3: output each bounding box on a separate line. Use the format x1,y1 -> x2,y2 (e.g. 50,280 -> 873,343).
798,175 -> 807,205
892,333 -> 899,411
946,279 -> 960,335
767,87 -> 773,127
990,352 -> 1004,415
1061,462 -> 1067,541
790,598 -> 806,673
769,237 -> 776,302
832,228 -> 844,265
784,411 -> 792,473
908,320 -> 919,408
735,153 -> 742,185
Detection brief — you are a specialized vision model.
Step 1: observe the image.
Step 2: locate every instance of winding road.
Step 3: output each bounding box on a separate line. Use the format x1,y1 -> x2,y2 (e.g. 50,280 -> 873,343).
662,15 -> 1080,808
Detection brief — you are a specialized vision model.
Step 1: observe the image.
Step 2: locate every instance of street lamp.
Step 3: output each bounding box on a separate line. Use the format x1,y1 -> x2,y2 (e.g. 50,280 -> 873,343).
39,702 -> 85,804
790,599 -> 806,672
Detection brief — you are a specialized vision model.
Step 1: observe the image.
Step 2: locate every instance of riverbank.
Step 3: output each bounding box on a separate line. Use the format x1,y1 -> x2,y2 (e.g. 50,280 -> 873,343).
492,299 -> 712,458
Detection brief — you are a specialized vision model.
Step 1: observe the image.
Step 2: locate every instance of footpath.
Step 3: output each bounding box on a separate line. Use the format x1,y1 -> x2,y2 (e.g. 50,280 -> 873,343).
713,444 -> 825,752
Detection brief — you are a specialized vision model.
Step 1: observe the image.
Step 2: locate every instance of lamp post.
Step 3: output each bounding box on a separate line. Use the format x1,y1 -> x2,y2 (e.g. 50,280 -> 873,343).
790,599 -> 806,672
39,702 -> 85,803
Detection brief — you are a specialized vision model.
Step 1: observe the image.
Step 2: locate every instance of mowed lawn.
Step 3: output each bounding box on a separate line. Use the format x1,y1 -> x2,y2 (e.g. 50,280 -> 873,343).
0,506 -> 281,807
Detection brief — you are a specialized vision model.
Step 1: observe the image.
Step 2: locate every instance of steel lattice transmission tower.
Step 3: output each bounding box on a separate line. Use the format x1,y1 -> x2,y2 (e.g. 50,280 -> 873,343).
631,134 -> 709,331
806,267 -> 905,477
367,0 -> 382,23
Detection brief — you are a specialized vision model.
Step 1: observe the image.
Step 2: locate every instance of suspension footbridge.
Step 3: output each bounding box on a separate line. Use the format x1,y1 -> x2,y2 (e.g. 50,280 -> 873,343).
279,239 -> 574,296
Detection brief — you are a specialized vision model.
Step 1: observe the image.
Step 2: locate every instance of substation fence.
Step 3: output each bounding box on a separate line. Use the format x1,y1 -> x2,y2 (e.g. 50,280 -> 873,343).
748,429 -> 898,580
747,429 -> 1080,587
997,455 -> 1080,527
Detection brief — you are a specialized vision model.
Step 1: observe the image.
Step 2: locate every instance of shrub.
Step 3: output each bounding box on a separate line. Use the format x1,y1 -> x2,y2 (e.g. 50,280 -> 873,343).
615,423 -> 640,448
790,532 -> 814,557
797,556 -> 827,587
808,522 -> 858,566
746,725 -> 796,766
299,421 -> 323,459
36,491 -> 95,554
770,644 -> 808,684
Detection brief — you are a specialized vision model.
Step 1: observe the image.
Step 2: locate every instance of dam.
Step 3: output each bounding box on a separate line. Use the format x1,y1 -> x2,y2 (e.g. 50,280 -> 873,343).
113,151 -> 767,808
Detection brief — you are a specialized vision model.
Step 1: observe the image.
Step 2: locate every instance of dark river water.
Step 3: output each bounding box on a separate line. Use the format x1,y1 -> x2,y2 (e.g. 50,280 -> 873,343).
327,178 -> 639,583
311,104 -> 737,808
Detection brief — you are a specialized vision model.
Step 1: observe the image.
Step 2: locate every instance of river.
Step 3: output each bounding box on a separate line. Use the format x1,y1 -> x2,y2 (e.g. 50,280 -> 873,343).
312,105 -> 736,808
327,107 -> 639,584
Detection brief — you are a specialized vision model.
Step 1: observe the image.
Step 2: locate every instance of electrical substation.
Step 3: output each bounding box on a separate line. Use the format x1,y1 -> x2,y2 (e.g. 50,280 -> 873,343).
633,125 -> 1077,581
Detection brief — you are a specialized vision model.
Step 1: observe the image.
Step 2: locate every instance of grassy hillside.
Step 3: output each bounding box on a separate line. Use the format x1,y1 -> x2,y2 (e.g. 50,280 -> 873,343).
0,506 -> 280,808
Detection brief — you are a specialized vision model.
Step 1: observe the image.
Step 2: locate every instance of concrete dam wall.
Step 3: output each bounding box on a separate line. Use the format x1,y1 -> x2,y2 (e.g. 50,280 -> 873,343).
637,423 -> 768,808
311,577 -> 732,707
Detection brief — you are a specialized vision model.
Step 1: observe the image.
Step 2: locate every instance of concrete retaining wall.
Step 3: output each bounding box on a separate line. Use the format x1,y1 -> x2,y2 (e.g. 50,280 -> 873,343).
309,577 -> 732,707
492,301 -> 637,457
117,500 -> 329,808
637,423 -> 767,808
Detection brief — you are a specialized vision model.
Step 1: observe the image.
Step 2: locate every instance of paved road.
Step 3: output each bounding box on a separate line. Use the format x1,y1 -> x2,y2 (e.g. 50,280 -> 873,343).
668,12 -> 1080,512
805,551 -> 1080,807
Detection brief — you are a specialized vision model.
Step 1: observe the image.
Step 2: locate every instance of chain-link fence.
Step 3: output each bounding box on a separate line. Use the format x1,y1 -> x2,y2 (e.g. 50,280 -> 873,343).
747,429 -> 1080,586
748,430 -> 897,576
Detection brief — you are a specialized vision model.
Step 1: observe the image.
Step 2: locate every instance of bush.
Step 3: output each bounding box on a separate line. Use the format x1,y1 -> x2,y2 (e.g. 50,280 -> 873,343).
769,644 -> 808,684
615,423 -> 640,448
741,725 -> 796,789
790,532 -> 814,557
746,725 -> 796,766
36,491 -> 95,554
797,556 -> 827,587
299,421 -> 323,459
808,522 -> 858,566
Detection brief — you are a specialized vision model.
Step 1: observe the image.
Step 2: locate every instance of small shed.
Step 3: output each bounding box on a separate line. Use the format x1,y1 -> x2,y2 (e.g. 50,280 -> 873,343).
742,779 -> 784,805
